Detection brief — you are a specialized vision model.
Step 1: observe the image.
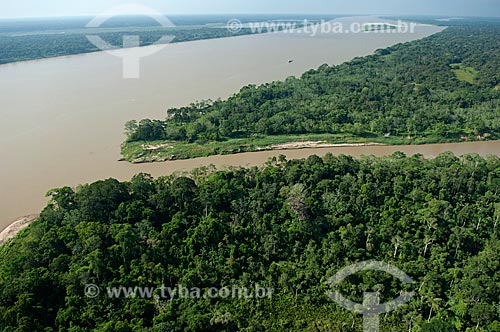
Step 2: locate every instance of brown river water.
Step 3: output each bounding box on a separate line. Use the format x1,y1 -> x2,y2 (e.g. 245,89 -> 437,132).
1,16 -> 490,232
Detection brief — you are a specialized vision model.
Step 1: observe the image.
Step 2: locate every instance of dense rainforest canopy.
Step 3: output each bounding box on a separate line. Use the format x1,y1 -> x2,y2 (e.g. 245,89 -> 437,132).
2,153 -> 500,331
125,25 -> 500,145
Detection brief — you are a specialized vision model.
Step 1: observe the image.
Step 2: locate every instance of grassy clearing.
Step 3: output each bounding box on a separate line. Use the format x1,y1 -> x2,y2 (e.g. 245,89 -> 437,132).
450,63 -> 478,84
121,133 -> 470,163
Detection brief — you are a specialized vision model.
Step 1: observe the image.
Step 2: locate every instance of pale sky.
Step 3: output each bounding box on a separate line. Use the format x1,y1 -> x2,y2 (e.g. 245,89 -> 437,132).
1,0 -> 500,19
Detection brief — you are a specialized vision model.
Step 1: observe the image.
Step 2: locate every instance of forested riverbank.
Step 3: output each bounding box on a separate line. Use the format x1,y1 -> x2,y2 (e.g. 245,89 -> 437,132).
2,153 -> 500,330
122,24 -> 500,163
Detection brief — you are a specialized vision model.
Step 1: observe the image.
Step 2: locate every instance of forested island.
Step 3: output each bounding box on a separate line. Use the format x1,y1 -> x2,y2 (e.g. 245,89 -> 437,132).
2,153 -> 500,330
122,24 -> 500,163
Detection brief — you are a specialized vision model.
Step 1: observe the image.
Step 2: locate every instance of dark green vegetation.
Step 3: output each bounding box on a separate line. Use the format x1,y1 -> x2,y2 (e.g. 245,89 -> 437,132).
0,15 -> 334,64
123,24 -> 500,162
2,153 -> 500,331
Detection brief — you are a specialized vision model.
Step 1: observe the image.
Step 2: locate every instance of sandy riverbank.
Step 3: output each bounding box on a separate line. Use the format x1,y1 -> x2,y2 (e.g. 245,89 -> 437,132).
268,141 -> 384,150
0,214 -> 38,246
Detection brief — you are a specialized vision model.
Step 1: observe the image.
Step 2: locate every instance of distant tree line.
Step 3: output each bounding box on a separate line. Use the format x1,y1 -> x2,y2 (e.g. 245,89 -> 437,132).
0,15 -> 333,65
0,28 -> 259,64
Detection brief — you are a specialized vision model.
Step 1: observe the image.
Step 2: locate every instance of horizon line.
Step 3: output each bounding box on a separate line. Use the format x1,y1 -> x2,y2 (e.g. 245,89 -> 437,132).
1,13 -> 499,20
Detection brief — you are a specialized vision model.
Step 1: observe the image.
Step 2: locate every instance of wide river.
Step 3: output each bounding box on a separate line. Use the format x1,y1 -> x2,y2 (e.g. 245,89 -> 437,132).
1,16 -> 495,232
